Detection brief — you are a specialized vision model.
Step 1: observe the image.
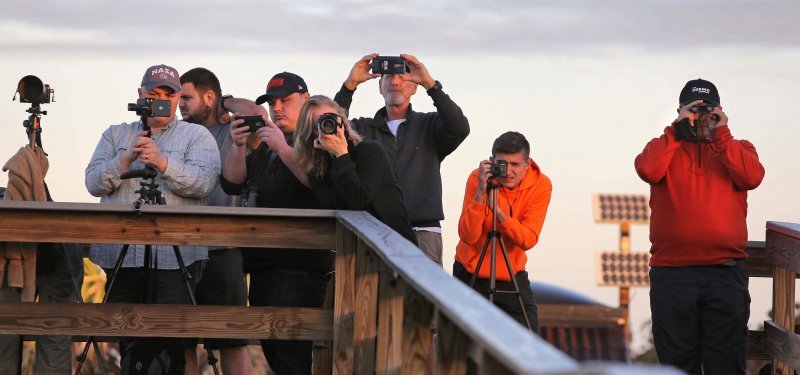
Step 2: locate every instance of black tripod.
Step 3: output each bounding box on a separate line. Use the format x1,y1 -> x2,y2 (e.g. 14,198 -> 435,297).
469,178 -> 533,331
75,114 -> 220,375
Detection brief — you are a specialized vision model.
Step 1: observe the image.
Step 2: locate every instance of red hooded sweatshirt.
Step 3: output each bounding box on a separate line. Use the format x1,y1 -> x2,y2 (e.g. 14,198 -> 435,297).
635,125 -> 765,267
456,160 -> 552,281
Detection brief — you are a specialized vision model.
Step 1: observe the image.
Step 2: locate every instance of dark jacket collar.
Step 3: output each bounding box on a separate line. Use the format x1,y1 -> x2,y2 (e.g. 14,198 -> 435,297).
372,104 -> 416,129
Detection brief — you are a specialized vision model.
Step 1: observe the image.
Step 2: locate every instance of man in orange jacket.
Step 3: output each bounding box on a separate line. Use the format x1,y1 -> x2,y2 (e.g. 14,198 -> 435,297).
454,131 -> 552,332
635,78 -> 764,375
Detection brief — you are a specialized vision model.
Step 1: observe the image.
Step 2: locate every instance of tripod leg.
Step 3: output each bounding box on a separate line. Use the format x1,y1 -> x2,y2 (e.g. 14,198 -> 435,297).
497,238 -> 533,332
75,244 -> 129,375
172,246 -> 220,375
469,236 -> 493,288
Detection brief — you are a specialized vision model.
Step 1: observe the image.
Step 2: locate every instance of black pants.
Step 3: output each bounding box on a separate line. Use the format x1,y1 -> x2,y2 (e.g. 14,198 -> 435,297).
249,268 -> 329,375
452,262 -> 539,333
650,260 -> 750,375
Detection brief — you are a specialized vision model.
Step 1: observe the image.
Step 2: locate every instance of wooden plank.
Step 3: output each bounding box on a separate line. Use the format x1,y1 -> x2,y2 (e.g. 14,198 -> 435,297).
764,320 -> 800,370
575,363 -> 685,374
336,210 -> 579,375
436,313 -> 468,375
0,303 -> 331,340
401,288 -> 434,374
353,239 -> 378,374
313,276 -> 335,375
333,222 -> 357,375
768,221 -> 800,240
538,304 -> 626,328
376,262 -> 404,375
0,201 -> 335,249
772,266 -> 796,374
478,351 -> 513,375
745,241 -> 776,278
766,230 -> 800,274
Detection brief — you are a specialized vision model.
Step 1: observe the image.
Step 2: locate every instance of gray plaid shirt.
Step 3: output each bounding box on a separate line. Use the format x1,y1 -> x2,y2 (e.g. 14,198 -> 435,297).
85,117 -> 220,269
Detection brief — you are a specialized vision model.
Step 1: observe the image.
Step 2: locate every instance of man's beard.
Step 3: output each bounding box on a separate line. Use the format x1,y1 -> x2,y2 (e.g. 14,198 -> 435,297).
184,104 -> 213,124
382,92 -> 405,106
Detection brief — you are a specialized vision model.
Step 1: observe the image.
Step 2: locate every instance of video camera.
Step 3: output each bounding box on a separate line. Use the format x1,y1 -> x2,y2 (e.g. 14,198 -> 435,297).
128,98 -> 171,117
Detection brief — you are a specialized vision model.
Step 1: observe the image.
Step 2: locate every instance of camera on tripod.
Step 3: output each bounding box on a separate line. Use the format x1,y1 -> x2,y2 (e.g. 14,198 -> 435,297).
128,98 -> 171,117
490,160 -> 508,178
16,75 -> 54,105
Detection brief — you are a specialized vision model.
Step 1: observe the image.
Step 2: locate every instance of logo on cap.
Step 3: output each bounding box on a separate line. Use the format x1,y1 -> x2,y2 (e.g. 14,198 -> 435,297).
151,67 -> 176,79
692,87 -> 711,94
267,78 -> 284,90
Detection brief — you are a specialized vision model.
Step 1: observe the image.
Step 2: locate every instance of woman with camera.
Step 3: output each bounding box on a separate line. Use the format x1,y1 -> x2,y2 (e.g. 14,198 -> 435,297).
293,95 -> 417,245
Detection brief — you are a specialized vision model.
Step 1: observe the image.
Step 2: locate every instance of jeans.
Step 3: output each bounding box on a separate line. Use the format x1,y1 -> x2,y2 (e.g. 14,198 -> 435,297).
248,268 -> 329,375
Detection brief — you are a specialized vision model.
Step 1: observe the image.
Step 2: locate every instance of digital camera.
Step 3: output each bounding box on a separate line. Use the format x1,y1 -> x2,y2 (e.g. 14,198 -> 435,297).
235,115 -> 266,132
371,56 -> 408,75
17,75 -> 53,104
490,160 -> 508,178
317,113 -> 342,135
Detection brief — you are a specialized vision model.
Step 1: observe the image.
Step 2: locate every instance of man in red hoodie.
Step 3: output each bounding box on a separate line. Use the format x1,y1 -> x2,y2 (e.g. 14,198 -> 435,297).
635,79 -> 765,374
454,131 -> 552,332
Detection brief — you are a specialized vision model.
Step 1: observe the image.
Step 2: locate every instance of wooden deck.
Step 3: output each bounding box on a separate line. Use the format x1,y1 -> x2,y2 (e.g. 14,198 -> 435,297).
6,201 -> 786,374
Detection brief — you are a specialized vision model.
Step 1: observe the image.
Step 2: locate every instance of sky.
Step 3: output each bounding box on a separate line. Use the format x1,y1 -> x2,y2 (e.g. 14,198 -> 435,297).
1,0 -> 799,355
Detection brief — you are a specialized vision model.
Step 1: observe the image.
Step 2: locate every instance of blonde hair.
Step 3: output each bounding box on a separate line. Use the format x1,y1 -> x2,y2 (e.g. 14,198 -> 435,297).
294,95 -> 362,180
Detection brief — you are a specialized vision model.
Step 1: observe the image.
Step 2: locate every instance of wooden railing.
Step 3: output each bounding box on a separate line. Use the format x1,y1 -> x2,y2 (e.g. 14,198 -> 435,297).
747,222 -> 800,375
0,201 -> 680,374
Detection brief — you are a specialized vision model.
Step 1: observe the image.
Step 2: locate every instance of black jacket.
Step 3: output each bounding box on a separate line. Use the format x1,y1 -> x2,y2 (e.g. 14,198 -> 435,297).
310,140 -> 417,245
334,84 -> 470,227
221,143 -> 333,273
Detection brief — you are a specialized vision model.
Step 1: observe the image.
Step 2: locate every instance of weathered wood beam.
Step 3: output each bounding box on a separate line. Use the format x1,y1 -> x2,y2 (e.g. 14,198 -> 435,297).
0,201 -> 336,249
764,320 -> 800,370
0,302 -> 331,340
336,210 -> 579,375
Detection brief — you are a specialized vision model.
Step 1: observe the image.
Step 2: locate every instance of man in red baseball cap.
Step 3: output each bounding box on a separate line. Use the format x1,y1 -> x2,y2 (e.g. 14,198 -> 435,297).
221,72 -> 329,375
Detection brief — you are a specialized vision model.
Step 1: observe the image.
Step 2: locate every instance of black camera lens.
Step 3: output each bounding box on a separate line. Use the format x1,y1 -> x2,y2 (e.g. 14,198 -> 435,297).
317,113 -> 341,135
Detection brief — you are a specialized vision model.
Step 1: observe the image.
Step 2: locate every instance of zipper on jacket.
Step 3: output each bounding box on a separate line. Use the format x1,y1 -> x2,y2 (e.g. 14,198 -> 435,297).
697,143 -> 702,168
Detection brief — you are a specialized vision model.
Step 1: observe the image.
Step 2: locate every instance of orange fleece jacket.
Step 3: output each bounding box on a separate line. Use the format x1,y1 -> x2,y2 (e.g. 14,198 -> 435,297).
455,161 -> 552,281
635,124 -> 765,266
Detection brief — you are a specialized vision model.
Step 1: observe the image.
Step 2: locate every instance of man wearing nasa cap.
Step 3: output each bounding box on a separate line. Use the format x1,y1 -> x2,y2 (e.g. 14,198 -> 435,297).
635,78 -> 765,374
85,64 -> 220,373
221,72 -> 330,374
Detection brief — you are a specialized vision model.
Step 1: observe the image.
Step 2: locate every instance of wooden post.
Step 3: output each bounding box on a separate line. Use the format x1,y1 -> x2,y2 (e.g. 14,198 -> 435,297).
376,263 -> 404,375
353,239 -> 379,374
436,312 -> 468,375
401,288 -> 434,374
333,222 -> 357,375
772,265 -> 795,375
